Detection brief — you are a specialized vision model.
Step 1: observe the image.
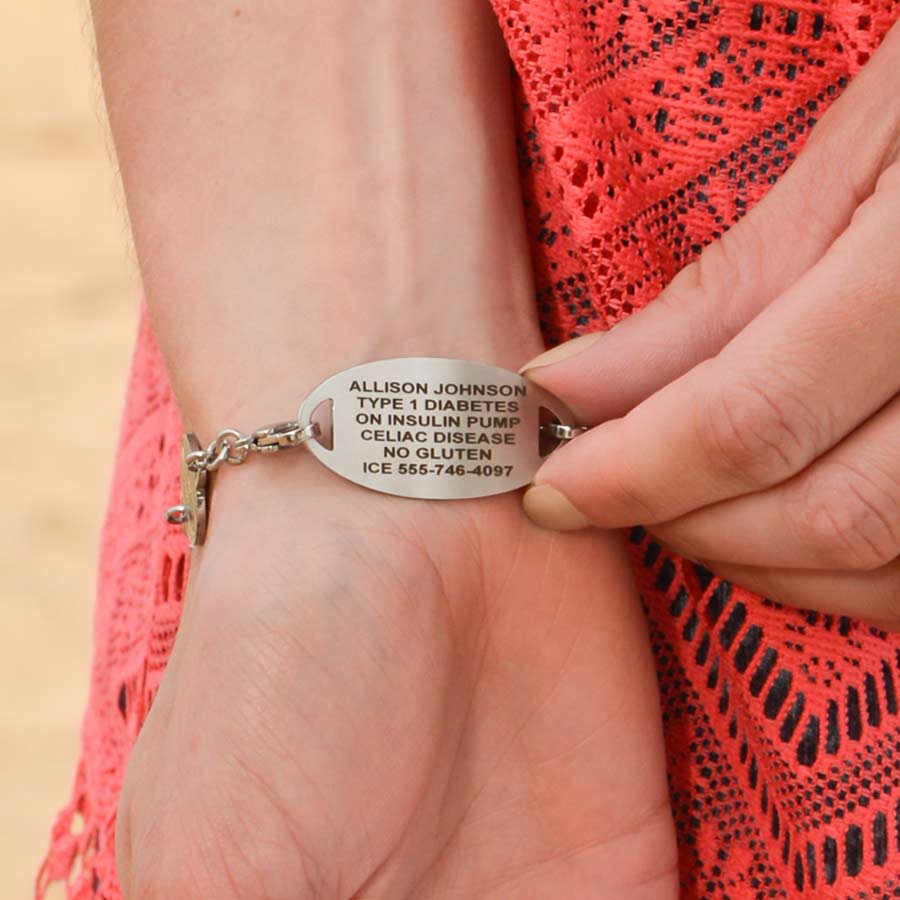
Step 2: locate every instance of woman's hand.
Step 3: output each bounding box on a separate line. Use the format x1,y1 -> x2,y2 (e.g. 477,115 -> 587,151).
520,20 -> 900,626
115,455 -> 676,899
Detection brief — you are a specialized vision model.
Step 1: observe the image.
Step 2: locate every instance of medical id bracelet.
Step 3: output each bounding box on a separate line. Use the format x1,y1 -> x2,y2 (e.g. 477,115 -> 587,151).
165,357 -> 586,547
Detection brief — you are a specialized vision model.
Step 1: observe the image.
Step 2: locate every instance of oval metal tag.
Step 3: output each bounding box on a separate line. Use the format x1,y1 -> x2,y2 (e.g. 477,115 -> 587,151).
297,357 -> 578,500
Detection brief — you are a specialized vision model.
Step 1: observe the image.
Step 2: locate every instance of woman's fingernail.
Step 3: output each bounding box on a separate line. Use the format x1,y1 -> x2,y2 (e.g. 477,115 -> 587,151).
517,331 -> 604,375
522,484 -> 591,531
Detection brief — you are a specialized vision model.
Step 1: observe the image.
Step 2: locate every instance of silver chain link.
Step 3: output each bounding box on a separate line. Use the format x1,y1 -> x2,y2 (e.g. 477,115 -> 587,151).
184,420 -> 320,474
542,422 -> 587,441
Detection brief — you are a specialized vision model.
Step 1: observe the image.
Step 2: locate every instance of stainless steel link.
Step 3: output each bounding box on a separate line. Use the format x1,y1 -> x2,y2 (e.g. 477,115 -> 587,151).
542,422 -> 588,441
184,421 -> 319,475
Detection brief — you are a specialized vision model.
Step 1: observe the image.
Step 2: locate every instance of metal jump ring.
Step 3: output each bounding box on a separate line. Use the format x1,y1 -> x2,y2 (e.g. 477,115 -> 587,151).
206,429 -> 245,469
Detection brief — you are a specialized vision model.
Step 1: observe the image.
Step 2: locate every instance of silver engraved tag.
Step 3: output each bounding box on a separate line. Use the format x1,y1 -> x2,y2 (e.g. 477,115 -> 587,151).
297,357 -> 579,500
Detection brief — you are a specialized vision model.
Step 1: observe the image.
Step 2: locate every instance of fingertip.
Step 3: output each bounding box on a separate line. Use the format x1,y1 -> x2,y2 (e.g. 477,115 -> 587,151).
517,331 -> 605,376
522,483 -> 591,531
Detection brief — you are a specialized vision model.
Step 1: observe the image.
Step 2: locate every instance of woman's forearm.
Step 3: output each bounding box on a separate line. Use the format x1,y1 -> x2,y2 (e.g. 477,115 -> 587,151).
91,0 -> 537,438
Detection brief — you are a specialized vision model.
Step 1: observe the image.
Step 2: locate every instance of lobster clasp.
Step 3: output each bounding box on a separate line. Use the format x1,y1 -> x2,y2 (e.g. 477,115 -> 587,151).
251,420 -> 320,453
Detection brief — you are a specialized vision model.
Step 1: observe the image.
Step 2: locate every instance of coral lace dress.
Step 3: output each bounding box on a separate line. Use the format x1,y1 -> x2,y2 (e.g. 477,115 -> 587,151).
37,2 -> 900,897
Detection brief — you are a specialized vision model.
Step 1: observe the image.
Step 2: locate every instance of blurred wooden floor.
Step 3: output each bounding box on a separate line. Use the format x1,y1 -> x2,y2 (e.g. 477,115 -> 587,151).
0,3 -> 138,897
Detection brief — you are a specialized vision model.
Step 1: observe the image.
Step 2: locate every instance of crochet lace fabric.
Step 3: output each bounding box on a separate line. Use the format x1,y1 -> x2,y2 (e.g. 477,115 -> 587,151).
37,2 -> 900,898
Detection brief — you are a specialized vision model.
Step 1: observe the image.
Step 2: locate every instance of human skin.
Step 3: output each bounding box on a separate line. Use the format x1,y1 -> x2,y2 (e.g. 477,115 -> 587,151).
91,1 -> 678,897
522,19 -> 900,625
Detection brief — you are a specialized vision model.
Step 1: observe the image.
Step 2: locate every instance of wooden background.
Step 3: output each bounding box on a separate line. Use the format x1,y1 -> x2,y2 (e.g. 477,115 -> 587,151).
1,3 -> 138,896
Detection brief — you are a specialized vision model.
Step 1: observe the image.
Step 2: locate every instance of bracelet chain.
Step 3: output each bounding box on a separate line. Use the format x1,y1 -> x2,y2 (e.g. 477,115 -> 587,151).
185,420 -> 320,474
